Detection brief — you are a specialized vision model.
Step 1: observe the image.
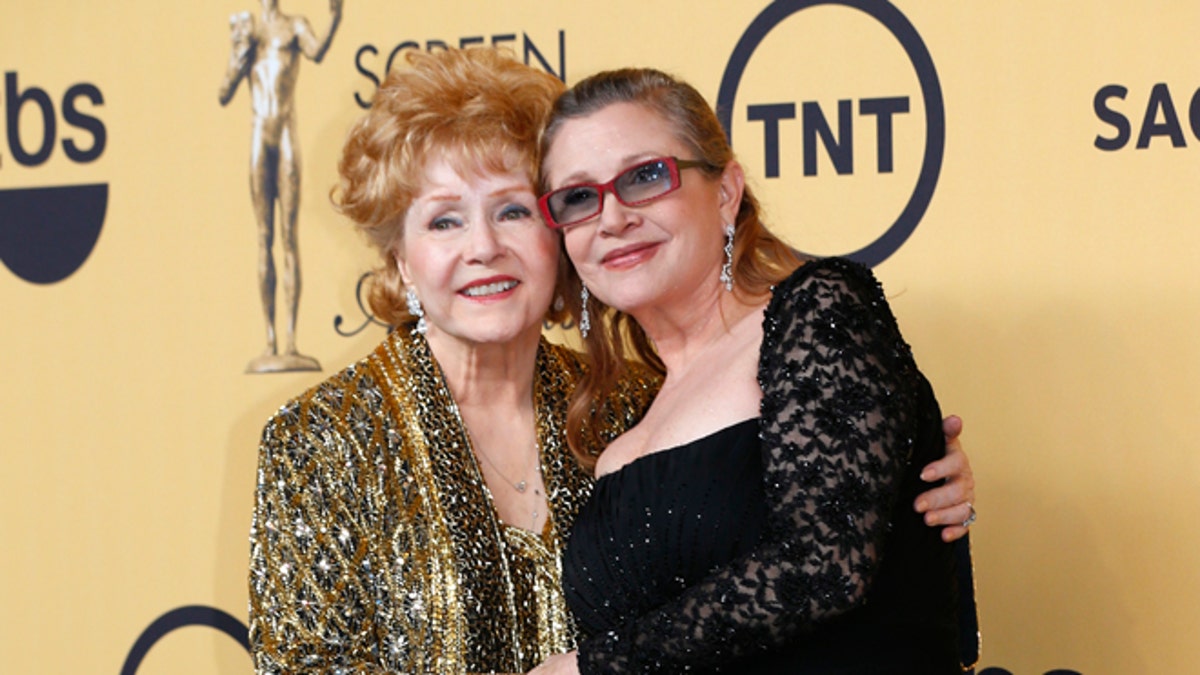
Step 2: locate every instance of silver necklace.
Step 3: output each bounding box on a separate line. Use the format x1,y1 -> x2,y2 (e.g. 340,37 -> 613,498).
474,441 -> 544,529
475,441 -> 541,493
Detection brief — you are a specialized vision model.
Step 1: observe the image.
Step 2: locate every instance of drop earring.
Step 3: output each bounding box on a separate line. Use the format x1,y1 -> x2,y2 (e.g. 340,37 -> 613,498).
579,285 -> 591,338
405,287 -> 427,335
719,223 -> 735,292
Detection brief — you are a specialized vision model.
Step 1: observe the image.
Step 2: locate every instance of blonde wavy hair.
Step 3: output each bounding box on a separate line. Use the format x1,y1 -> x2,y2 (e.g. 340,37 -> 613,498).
333,47 -> 567,328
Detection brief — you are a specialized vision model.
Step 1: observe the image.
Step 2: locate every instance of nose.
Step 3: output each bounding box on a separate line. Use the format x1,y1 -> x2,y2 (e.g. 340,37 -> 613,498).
465,222 -> 503,263
595,189 -> 636,238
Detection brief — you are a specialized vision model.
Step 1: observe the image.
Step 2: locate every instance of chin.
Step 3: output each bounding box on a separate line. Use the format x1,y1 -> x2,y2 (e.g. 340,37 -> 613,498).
594,287 -> 654,315
455,317 -> 544,347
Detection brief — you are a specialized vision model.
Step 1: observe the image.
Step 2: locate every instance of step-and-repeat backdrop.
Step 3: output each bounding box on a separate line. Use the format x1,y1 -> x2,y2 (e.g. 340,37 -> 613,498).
3,2 -> 1197,673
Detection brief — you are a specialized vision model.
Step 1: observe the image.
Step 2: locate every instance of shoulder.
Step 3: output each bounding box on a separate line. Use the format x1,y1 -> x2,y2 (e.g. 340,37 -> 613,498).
600,360 -> 661,444
760,257 -> 909,367
764,257 -> 894,340
767,257 -> 884,317
289,12 -> 316,33
256,336 -> 413,493
537,338 -> 661,404
616,358 -> 663,391
260,335 -> 395,445
611,360 -> 662,420
540,338 -> 588,378
231,11 -> 257,33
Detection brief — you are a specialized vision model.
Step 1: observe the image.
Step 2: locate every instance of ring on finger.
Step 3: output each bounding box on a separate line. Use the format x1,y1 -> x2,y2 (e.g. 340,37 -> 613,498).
962,502 -> 977,528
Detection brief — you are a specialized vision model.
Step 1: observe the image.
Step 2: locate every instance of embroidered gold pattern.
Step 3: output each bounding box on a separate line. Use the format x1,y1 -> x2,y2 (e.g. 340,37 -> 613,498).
249,330 -> 658,674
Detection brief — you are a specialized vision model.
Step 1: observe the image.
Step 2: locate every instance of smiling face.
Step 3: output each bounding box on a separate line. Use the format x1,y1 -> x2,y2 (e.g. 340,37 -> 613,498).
396,154 -> 561,351
541,102 -> 742,317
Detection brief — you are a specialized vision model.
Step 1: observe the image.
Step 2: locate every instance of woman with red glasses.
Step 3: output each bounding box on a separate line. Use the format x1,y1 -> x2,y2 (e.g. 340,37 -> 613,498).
532,68 -> 977,674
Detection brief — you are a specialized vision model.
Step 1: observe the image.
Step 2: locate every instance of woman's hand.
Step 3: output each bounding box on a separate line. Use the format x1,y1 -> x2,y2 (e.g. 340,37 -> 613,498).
914,415 -> 976,542
527,650 -> 580,675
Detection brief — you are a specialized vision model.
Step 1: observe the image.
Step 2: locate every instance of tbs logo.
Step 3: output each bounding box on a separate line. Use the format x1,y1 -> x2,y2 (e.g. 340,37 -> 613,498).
0,71 -> 107,284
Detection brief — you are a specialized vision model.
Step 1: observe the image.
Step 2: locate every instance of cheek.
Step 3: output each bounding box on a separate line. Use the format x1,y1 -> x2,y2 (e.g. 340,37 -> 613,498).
561,229 -> 590,267
517,227 -> 562,274
532,247 -> 564,294
400,241 -> 452,292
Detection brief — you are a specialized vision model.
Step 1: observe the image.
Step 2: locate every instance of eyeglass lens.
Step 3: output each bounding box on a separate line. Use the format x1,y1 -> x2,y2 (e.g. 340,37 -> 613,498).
548,159 -> 676,226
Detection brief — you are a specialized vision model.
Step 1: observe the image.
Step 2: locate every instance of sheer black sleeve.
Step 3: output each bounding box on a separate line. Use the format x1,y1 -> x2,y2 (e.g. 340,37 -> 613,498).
576,258 -> 928,673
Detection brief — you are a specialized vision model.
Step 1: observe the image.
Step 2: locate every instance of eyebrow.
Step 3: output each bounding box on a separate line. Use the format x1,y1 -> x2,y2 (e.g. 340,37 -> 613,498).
422,193 -> 462,204
550,153 -> 666,188
420,182 -> 532,205
489,183 -> 535,199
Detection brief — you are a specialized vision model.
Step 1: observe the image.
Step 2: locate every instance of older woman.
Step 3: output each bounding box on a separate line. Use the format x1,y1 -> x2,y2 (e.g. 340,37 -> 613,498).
248,48 -> 658,674
534,68 -> 977,673
249,49 -> 975,675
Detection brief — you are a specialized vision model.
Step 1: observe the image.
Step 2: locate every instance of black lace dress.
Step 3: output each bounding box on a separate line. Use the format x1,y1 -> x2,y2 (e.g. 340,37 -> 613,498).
562,258 -> 965,674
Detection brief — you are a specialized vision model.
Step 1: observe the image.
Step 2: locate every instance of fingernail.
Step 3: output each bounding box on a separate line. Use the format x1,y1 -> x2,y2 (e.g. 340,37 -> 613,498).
915,499 -> 928,512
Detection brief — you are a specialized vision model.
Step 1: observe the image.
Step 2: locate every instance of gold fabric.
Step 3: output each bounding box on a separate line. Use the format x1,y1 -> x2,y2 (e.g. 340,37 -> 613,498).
249,330 -> 659,674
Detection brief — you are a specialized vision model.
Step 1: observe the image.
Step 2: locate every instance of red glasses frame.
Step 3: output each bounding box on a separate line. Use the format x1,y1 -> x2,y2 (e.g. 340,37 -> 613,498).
538,156 -> 709,229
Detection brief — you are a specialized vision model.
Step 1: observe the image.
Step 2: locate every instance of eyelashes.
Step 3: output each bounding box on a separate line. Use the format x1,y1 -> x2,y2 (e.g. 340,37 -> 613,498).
498,204 -> 534,221
421,195 -> 538,233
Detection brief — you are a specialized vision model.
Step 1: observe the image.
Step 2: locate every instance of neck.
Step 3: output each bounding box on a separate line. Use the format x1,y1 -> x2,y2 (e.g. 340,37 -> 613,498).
422,325 -> 542,409
630,280 -> 761,376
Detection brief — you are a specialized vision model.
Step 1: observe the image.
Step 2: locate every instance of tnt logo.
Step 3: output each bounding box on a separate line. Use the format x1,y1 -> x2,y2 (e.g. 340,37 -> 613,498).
0,71 -> 108,284
716,0 -> 944,266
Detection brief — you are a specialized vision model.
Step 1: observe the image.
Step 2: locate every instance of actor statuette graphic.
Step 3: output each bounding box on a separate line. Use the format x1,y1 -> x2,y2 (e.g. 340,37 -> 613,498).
219,0 -> 342,373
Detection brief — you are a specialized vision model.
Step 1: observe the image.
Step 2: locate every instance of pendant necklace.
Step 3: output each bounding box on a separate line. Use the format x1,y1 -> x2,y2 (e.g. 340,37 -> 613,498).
474,440 -> 544,529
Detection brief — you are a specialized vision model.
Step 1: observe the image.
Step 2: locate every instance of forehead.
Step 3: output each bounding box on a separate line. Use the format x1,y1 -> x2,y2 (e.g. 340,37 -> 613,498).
419,136 -> 532,177
414,150 -> 534,196
546,103 -> 687,179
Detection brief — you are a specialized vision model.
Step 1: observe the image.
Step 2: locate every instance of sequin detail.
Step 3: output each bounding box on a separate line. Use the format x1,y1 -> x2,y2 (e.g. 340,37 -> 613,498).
249,331 -> 658,674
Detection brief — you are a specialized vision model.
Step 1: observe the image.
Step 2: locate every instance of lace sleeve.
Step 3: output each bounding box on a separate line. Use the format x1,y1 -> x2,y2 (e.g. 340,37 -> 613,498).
576,258 -> 926,673
249,396 -> 395,675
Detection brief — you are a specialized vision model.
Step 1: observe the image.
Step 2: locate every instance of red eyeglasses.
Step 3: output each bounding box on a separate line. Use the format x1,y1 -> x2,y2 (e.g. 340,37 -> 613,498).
539,156 -> 710,229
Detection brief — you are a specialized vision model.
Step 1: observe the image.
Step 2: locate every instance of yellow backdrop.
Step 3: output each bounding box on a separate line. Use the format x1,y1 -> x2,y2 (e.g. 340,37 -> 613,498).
3,2 -> 1197,673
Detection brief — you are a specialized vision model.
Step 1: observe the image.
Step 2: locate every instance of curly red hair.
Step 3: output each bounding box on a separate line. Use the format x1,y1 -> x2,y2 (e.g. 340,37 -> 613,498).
333,47 -> 567,327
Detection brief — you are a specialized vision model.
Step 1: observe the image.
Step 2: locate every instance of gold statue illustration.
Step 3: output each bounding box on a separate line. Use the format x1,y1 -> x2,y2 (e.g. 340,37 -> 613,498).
219,0 -> 342,373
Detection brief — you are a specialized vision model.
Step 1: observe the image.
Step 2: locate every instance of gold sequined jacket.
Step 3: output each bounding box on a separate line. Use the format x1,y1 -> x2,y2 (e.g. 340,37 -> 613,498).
249,330 -> 658,675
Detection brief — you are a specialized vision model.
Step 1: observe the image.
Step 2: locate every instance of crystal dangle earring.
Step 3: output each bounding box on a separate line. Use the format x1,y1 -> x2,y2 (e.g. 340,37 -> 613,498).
719,223 -> 735,292
405,287 -> 428,335
579,285 -> 591,338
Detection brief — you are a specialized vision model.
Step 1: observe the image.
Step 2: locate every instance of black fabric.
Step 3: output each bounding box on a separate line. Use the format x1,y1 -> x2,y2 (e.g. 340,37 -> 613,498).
564,418 -> 768,640
565,258 -> 966,674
